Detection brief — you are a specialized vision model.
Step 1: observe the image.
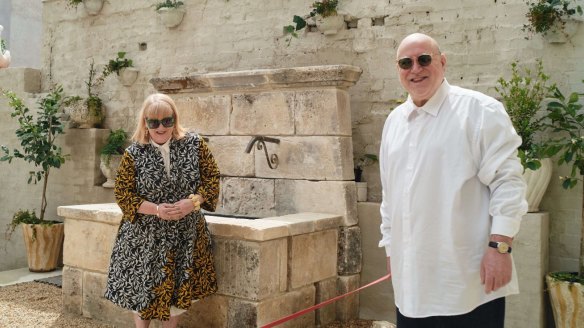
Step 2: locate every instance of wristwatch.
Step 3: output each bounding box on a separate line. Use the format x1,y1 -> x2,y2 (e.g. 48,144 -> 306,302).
488,241 -> 512,254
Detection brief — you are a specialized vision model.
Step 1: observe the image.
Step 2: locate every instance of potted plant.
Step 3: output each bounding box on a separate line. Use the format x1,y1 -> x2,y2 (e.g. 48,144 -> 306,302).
1,86 -> 68,272
523,0 -> 583,42
64,59 -> 105,128
542,81 -> 584,327
99,129 -> 128,188
102,52 -> 138,86
155,0 -> 186,28
283,0 -> 344,43
0,25 -> 10,68
66,0 -> 105,15
494,60 -> 557,212
354,153 -> 378,202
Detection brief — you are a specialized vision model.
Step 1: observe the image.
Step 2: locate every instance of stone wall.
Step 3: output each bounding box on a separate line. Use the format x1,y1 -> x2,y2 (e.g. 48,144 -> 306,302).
35,0 -> 584,273
0,0 -> 582,304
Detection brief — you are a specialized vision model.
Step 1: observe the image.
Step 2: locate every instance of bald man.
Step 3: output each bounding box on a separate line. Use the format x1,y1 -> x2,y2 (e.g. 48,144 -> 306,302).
378,33 -> 527,327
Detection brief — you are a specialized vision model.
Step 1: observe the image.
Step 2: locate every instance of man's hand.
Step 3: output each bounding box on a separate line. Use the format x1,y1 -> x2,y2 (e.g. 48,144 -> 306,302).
386,256 -> 392,275
480,235 -> 513,293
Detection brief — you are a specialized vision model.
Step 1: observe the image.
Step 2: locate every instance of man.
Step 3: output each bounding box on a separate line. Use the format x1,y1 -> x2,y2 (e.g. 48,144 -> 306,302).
378,33 -> 527,327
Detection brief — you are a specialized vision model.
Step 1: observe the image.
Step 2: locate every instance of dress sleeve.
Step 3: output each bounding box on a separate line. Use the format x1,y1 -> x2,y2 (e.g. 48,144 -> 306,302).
114,151 -> 145,223
197,138 -> 220,211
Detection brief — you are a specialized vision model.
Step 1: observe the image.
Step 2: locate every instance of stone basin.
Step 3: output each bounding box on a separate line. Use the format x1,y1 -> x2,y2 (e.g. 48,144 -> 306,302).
58,203 -> 345,327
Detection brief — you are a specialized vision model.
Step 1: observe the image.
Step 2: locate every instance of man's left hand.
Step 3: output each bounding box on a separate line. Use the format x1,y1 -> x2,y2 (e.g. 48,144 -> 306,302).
480,248 -> 512,294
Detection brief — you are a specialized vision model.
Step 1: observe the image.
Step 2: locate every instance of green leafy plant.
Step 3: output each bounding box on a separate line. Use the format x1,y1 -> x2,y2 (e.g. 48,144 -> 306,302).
0,86 -> 68,225
155,0 -> 184,10
523,0 -> 583,37
494,60 -> 557,171
102,52 -> 133,77
354,153 -> 378,182
543,81 -> 584,282
101,129 -> 128,164
85,59 -> 105,125
66,0 -> 83,8
283,0 -> 339,43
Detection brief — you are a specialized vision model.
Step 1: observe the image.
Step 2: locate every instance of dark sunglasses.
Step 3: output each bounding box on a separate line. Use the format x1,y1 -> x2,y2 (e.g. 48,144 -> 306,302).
397,53 -> 436,70
146,116 -> 175,129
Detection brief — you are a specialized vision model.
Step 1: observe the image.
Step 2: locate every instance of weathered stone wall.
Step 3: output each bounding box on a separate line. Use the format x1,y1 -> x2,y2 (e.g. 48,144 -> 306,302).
0,0 -> 582,287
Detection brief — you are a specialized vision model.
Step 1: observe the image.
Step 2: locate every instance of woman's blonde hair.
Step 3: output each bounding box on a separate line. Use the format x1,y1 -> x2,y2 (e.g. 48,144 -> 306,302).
132,93 -> 187,144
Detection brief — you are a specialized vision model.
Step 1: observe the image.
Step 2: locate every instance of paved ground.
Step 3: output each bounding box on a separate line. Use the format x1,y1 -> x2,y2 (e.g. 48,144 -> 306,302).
0,281 -> 389,327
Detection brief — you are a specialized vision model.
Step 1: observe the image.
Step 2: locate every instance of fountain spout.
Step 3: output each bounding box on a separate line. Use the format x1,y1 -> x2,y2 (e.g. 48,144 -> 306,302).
244,136 -> 280,169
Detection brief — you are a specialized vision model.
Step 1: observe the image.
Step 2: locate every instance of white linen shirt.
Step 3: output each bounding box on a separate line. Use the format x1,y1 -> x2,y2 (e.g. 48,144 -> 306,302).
378,80 -> 527,318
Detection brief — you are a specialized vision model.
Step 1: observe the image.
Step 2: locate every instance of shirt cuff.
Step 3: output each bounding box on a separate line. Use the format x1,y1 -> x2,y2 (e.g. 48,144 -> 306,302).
490,215 -> 521,238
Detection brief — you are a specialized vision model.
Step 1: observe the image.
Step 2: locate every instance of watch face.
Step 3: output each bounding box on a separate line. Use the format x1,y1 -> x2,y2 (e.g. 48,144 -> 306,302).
498,243 -> 509,253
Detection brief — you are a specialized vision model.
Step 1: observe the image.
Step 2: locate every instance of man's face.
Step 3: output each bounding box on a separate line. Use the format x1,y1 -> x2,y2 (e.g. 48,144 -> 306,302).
396,37 -> 446,107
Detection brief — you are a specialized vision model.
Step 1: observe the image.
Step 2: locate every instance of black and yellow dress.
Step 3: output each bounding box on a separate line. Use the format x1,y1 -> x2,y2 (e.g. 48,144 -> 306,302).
104,133 -> 219,321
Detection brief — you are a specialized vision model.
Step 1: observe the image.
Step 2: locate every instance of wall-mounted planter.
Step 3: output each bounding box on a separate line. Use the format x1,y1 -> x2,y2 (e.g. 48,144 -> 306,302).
544,19 -> 580,43
0,50 -> 10,69
158,7 -> 186,28
83,0 -> 104,16
118,67 -> 139,86
316,15 -> 345,35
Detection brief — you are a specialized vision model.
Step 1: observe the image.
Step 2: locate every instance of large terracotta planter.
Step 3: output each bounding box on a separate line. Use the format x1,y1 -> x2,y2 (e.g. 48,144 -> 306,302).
546,273 -> 584,328
523,158 -> 552,212
22,223 -> 64,272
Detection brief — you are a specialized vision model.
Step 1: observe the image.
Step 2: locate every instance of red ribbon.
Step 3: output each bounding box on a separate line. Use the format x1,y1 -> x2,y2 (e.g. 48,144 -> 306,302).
260,273 -> 391,328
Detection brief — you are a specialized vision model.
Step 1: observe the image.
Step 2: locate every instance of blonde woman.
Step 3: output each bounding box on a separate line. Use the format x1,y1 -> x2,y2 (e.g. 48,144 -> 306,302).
105,93 -> 220,328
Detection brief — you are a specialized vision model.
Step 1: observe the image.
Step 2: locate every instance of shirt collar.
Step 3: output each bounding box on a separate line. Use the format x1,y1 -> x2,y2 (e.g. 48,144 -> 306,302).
403,79 -> 450,118
150,137 -> 171,153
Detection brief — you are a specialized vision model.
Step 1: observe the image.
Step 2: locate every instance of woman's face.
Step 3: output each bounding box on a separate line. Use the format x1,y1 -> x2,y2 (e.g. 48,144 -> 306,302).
145,112 -> 175,145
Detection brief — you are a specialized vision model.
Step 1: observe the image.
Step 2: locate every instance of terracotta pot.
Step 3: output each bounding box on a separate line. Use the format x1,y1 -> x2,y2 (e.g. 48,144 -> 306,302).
546,273 -> 584,328
21,223 -> 64,272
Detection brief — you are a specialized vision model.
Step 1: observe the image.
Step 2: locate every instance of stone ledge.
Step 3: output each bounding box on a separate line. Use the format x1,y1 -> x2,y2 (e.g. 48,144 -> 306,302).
58,204 -> 342,242
0,67 -> 41,93
151,65 -> 363,93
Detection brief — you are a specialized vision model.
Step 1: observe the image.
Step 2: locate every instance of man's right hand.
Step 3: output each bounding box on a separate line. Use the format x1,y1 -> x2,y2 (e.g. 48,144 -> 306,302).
386,257 -> 392,275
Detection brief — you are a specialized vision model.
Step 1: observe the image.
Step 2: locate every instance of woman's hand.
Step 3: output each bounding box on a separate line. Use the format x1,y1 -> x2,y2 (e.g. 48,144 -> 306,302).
157,203 -> 186,221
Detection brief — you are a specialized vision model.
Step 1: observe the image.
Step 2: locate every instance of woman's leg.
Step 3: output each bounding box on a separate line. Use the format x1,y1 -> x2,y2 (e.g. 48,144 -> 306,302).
161,315 -> 181,328
133,313 -> 151,328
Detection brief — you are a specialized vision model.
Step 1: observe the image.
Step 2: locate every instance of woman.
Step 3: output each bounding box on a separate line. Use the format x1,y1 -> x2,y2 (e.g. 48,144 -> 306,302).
104,93 -> 220,328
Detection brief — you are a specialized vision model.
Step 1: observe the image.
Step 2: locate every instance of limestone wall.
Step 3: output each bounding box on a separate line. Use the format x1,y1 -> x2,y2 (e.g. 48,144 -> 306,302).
0,0 -> 582,291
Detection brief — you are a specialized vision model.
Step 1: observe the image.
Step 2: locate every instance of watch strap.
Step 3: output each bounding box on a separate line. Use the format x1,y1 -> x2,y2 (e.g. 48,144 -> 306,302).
488,241 -> 512,254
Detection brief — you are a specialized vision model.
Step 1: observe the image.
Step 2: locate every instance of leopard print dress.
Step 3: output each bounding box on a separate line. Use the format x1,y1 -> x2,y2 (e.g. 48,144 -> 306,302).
104,133 -> 219,321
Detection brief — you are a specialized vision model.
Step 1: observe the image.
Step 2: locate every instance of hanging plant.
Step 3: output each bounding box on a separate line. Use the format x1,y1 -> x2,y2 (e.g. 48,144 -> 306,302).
523,0 -> 583,37
155,0 -> 184,10
283,0 -> 340,43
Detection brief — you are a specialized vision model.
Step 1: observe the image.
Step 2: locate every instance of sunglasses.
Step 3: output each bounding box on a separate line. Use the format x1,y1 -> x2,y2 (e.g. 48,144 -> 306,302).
397,53 -> 436,70
146,116 -> 175,129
